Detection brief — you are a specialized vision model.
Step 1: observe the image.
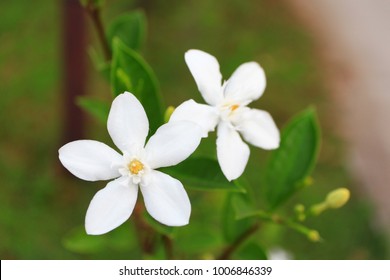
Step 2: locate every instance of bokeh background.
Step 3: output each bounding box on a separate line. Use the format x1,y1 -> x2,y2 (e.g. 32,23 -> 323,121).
1,0 -> 389,259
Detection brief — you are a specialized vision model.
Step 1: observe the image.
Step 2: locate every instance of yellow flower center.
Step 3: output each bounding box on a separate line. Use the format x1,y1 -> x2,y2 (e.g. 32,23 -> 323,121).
128,159 -> 144,175
230,104 -> 239,112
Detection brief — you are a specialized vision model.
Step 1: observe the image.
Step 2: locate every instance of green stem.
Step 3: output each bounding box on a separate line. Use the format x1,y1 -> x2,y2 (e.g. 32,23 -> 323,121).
217,223 -> 260,260
243,210 -> 319,240
261,212 -> 320,241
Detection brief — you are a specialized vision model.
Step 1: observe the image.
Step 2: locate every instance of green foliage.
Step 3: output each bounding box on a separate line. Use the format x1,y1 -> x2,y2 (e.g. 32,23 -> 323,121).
175,227 -> 222,254
265,107 -> 320,209
2,0 -> 386,261
111,37 -> 164,134
88,46 -> 111,80
222,193 -> 256,242
77,97 -> 110,124
161,157 -> 245,192
107,11 -> 146,51
62,225 -> 137,254
234,242 -> 268,260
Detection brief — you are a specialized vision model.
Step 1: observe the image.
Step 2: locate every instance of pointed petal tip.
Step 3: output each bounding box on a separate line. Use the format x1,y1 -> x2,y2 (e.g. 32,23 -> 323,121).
85,226 -> 108,236
185,49 -> 204,56
224,171 -> 241,182
158,215 -> 190,227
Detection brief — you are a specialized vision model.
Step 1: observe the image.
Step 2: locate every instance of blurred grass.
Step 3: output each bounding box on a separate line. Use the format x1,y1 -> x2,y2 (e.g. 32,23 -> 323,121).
0,0 -> 387,259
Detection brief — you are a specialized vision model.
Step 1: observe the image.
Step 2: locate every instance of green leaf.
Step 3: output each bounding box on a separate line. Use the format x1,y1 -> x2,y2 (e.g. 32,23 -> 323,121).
111,38 -> 164,134
77,97 -> 110,124
265,107 -> 320,209
222,193 -> 256,242
107,11 -> 146,51
160,157 -> 245,192
88,46 -> 111,80
234,242 -> 268,260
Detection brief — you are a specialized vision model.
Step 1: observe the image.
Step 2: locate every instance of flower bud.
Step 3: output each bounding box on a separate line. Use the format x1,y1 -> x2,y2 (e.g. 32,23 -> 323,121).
294,204 -> 306,221
307,230 -> 320,242
303,176 -> 314,187
325,188 -> 350,209
164,106 -> 175,122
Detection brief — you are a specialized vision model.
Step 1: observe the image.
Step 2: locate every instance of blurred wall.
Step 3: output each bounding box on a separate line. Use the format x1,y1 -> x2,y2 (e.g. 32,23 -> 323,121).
286,0 -> 390,230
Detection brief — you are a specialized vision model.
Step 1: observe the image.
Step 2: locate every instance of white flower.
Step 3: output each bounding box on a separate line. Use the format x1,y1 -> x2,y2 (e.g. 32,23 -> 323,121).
169,49 -> 280,181
59,92 -> 202,235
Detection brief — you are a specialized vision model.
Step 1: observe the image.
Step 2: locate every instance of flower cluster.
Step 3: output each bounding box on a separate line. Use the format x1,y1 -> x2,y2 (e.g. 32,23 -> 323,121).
58,50 -> 280,234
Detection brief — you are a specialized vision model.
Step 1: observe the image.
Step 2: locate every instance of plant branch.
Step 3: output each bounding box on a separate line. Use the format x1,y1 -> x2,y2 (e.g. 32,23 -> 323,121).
162,234 -> 174,260
217,222 -> 260,260
84,1 -> 111,60
132,202 -> 156,255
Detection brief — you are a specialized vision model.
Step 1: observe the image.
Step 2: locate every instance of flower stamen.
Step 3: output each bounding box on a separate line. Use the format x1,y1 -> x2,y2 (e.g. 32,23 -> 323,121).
230,104 -> 239,112
128,159 -> 144,175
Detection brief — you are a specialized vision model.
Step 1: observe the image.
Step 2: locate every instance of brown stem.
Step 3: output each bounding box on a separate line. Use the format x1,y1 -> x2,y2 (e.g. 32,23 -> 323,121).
162,235 -> 174,260
85,2 -> 111,60
217,223 -> 260,260
132,202 -> 156,255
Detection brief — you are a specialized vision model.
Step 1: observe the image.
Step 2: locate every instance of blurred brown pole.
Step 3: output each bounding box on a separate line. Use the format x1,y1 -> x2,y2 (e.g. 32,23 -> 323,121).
62,0 -> 87,145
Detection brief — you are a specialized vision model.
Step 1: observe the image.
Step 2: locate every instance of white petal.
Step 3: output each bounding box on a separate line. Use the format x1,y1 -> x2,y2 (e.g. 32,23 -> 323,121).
145,121 -> 202,169
224,62 -> 266,104
238,109 -> 280,150
216,121 -> 250,181
85,177 -> 138,235
185,49 -> 223,106
59,140 -> 122,181
140,170 -> 191,226
107,92 -> 149,153
169,99 -> 219,137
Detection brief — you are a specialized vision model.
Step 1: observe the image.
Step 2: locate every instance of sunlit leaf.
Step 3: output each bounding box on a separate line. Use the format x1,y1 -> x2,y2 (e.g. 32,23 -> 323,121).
265,107 -> 320,209
111,38 -> 164,134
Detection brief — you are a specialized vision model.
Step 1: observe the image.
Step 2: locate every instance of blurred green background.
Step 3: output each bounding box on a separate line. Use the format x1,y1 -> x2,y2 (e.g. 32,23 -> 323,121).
0,0 -> 388,259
